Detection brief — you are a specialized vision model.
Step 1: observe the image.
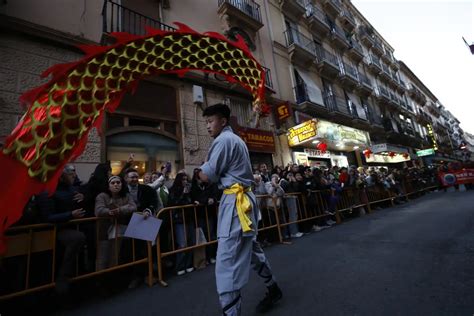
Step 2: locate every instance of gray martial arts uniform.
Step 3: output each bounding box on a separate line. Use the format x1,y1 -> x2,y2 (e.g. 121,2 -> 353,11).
200,126 -> 276,316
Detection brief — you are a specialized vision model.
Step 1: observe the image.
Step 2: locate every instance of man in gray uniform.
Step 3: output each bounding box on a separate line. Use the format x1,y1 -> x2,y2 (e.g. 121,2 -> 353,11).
199,103 -> 282,315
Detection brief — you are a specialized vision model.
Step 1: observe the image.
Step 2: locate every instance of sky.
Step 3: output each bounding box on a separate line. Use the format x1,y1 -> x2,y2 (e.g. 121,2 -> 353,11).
352,0 -> 474,135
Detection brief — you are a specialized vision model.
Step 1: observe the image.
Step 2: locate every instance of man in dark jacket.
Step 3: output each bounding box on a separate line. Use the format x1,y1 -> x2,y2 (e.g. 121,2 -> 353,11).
124,168 -> 158,288
37,165 -> 86,293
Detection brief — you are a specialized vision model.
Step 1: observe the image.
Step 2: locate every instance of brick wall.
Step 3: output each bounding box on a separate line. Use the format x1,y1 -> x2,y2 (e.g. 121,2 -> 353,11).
0,32 -> 102,180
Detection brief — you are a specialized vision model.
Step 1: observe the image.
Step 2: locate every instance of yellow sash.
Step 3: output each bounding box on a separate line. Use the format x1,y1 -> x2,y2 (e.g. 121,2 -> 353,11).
223,183 -> 253,233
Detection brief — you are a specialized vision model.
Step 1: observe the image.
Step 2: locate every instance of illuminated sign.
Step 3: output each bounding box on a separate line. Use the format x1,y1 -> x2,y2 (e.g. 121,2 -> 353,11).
416,148 -> 435,157
293,152 -> 309,166
427,124 -> 438,151
288,119 -> 317,146
276,102 -> 291,122
304,148 -> 331,158
316,120 -> 370,146
366,153 -> 411,163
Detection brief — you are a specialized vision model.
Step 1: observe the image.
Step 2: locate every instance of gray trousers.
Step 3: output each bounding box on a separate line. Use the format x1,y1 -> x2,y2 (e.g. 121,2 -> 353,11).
218,236 -> 275,316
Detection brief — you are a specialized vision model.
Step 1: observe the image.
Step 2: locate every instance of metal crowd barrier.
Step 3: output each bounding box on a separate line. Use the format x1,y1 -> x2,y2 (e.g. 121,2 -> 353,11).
0,181 -> 441,298
154,194 -> 281,286
0,215 -> 153,300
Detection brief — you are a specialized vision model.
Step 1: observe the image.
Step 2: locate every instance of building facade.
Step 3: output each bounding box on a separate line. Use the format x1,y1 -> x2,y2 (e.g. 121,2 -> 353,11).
0,0 -> 467,181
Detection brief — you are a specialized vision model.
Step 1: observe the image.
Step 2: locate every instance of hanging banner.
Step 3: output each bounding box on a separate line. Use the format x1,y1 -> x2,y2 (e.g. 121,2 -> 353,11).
439,169 -> 474,186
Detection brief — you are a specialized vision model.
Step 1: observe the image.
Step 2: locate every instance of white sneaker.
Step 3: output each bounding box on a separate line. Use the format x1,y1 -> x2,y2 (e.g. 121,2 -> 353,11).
177,270 -> 185,276
186,267 -> 195,273
291,232 -> 304,238
210,258 -> 216,264
321,225 -> 331,229
325,211 -> 335,216
312,225 -> 323,232
327,220 -> 336,225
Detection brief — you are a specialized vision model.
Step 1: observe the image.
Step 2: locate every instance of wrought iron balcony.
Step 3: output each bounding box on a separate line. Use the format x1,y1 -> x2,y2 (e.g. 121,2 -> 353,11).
293,82 -> 326,114
305,3 -> 331,37
284,28 -> 317,67
367,54 -> 382,74
338,8 -> 356,32
323,0 -> 342,18
339,62 -> 359,89
102,0 -> 176,36
315,45 -> 340,78
380,62 -> 392,81
372,38 -> 384,56
359,26 -> 374,47
356,72 -> 373,96
323,92 -> 352,118
217,0 -> 263,32
330,24 -> 350,49
280,0 -> 306,20
347,39 -> 364,62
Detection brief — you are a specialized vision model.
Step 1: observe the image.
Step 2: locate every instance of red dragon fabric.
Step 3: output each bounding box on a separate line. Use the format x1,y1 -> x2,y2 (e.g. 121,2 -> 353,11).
0,23 -> 270,253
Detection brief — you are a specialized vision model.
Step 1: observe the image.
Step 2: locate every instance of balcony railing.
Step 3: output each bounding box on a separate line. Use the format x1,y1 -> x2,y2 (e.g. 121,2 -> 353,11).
316,46 -> 340,67
342,62 -> 358,79
262,66 -> 273,89
218,0 -> 262,24
102,0 -> 176,36
323,92 -> 351,116
358,72 -> 372,87
381,63 -> 391,75
370,54 -> 382,68
331,24 -> 349,44
373,38 -> 384,52
284,28 -> 316,55
340,8 -> 356,25
378,85 -> 390,99
349,39 -> 363,54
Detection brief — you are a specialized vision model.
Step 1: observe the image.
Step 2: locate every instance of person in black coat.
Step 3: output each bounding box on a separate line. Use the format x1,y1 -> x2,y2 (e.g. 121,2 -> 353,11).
191,169 -> 220,263
36,166 -> 86,293
124,168 -> 159,288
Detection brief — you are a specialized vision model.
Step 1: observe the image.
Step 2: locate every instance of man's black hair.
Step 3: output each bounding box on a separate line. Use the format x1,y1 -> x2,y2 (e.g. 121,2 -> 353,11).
202,103 -> 231,123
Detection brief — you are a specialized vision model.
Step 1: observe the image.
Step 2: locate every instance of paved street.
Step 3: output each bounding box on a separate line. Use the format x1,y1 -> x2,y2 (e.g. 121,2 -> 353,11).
5,190 -> 474,316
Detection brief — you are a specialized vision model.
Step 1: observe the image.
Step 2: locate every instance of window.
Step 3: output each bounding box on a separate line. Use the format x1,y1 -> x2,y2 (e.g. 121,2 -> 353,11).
227,27 -> 256,51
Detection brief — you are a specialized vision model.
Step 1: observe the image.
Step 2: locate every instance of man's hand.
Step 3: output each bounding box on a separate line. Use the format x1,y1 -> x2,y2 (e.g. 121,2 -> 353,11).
73,192 -> 84,203
143,208 -> 152,219
72,208 -> 86,219
108,208 -> 119,216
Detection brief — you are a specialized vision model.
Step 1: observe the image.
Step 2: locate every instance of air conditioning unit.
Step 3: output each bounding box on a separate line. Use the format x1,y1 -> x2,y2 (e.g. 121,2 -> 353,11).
193,85 -> 204,104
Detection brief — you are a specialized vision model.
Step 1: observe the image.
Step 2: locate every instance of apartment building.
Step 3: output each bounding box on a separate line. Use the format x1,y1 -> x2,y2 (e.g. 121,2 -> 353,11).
0,0 -> 465,178
0,0 -> 286,179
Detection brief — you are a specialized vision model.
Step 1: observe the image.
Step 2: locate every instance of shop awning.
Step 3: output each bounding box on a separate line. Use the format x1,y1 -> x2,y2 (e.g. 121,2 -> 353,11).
367,143 -> 411,163
294,67 -> 324,106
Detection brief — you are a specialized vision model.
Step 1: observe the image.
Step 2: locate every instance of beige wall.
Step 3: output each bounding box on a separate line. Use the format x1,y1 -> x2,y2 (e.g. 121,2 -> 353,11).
0,0 -> 103,42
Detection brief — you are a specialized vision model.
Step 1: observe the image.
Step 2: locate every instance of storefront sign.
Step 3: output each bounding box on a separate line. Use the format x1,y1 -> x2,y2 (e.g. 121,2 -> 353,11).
365,153 -> 411,164
293,152 -> 309,166
427,124 -> 438,151
287,119 -> 317,146
316,120 -> 370,147
304,148 -> 331,158
416,148 -> 435,157
275,102 -> 291,123
237,127 -> 275,153
439,169 -> 474,186
370,143 -> 407,154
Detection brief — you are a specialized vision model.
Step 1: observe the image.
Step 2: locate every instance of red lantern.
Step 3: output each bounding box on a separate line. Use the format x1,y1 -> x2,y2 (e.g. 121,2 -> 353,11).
388,151 -> 396,158
363,149 -> 372,158
317,142 -> 327,153
402,153 -> 409,159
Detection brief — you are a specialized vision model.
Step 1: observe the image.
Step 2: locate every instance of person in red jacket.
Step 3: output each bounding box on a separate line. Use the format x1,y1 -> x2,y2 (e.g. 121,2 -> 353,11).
338,167 -> 349,188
